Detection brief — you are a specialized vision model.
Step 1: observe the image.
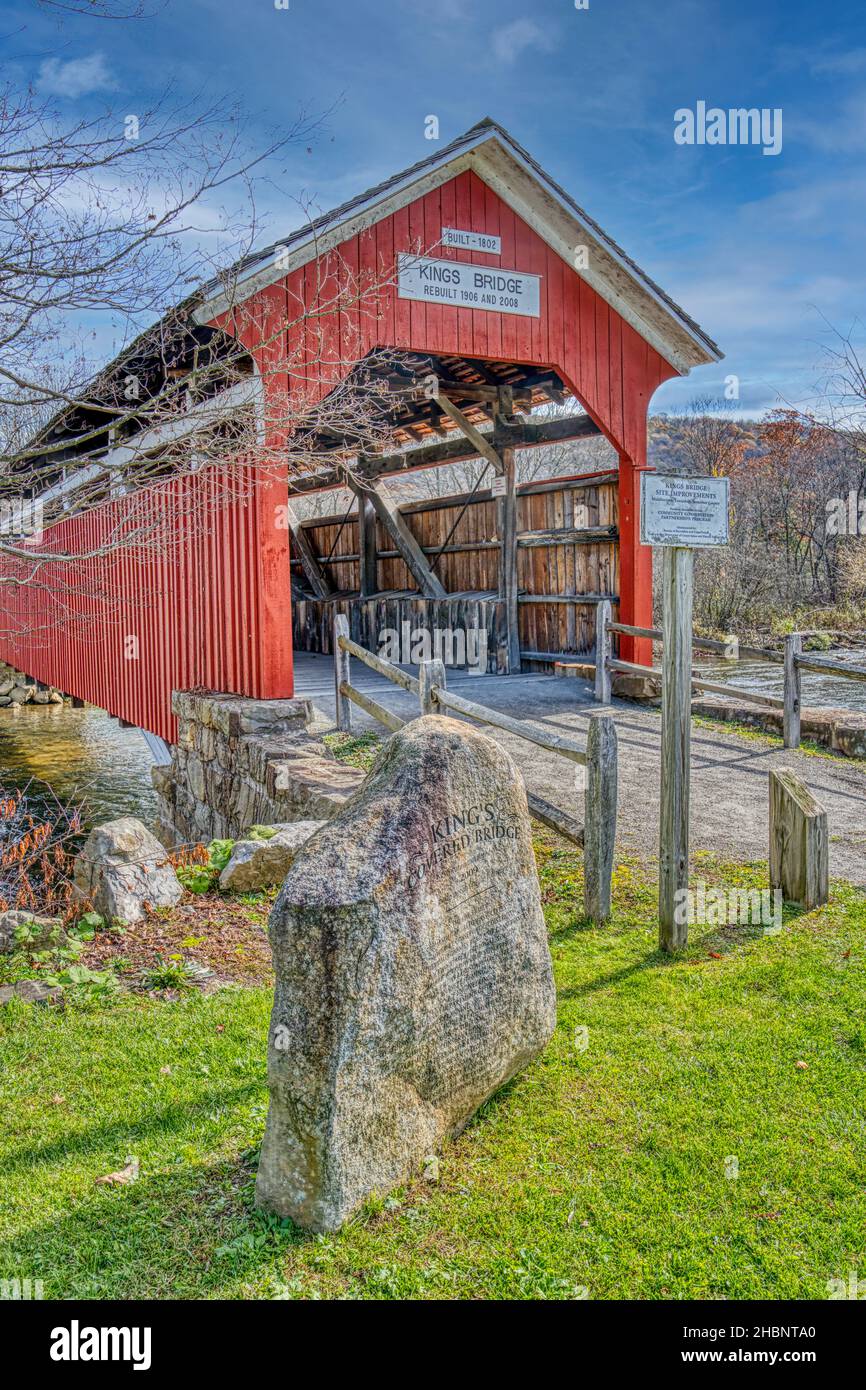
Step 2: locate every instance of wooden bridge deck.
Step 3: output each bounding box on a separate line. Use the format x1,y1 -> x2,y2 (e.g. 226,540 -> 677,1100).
291,650 -> 591,708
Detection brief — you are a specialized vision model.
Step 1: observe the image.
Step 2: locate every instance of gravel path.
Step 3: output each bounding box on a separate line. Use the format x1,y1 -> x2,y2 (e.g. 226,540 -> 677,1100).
295,655 -> 866,886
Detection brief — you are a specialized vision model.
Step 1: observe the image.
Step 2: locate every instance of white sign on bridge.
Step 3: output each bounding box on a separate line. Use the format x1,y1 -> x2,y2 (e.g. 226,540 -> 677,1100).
441,227 -> 502,254
397,253 -> 541,317
640,473 -> 730,548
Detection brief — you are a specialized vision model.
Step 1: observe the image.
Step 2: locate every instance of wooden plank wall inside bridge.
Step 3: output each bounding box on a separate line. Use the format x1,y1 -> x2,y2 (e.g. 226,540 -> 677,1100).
292,470 -> 619,666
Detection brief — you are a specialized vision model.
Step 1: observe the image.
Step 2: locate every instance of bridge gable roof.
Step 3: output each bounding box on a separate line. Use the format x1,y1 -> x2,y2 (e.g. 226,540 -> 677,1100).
195,117 -> 721,376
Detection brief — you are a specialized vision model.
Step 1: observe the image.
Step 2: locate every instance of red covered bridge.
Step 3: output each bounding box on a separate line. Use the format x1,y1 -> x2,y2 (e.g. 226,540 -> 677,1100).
0,120 -> 720,744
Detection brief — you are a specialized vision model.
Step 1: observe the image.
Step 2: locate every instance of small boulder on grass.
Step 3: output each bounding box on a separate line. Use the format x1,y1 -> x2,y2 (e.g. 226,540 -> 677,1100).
0,910 -> 64,954
0,979 -> 63,1007
73,817 -> 183,925
219,821 -> 326,893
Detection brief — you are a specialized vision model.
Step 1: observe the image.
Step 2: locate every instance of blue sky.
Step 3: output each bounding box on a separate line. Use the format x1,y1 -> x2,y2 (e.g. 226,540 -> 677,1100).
7,0 -> 866,416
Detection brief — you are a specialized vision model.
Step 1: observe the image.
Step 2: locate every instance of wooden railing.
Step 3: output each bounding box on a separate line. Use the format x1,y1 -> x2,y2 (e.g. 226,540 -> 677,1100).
333,613 -> 618,923
593,603 -> 866,749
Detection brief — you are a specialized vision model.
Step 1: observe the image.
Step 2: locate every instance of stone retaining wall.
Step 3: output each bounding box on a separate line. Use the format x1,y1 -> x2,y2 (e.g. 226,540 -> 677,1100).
152,691 -> 365,846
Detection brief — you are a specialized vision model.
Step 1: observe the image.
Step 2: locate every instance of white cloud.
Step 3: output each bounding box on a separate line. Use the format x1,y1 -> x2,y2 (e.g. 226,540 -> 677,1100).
491,19 -> 553,67
645,163 -> 866,416
37,53 -> 116,100
788,90 -> 866,154
811,48 -> 866,77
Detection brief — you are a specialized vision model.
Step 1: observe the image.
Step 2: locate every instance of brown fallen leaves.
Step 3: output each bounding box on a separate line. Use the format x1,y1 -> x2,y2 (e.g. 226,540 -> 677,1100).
81,892 -> 273,988
95,1156 -> 140,1186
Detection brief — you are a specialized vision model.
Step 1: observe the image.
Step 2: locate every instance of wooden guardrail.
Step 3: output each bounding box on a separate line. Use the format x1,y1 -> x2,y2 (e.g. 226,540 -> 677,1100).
781,635 -> 866,748
593,606 -> 866,749
333,614 -> 618,923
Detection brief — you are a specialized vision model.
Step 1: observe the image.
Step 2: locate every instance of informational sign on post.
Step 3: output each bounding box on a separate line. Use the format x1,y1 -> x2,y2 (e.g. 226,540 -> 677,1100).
640,474 -> 729,548
640,472 -> 731,952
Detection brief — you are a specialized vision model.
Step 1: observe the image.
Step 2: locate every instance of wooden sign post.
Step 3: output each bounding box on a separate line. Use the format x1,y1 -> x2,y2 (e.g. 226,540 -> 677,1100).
658,546 -> 693,950
640,474 -> 730,952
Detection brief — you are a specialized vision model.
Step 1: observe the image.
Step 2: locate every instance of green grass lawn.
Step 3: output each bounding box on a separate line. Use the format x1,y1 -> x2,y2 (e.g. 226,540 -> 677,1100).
1,843 -> 864,1300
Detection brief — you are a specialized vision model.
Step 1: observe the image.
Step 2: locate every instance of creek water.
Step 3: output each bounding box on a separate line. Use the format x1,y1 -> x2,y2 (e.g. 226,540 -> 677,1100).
0,703 -> 157,833
694,647 -> 866,714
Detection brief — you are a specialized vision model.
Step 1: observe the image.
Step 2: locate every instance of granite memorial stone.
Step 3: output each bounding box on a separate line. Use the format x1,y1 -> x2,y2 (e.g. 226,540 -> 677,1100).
255,715 -> 556,1232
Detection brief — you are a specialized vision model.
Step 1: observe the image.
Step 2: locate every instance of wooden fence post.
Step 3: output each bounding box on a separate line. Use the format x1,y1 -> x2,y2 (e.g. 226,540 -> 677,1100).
658,546 -> 693,952
769,768 -> 828,909
419,658 -> 446,715
584,711 -> 618,923
334,613 -> 352,733
783,633 -> 802,750
594,598 -> 612,704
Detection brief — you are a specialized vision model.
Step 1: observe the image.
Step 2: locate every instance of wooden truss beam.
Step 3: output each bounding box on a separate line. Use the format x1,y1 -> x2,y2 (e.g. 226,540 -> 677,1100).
364,481 -> 447,598
431,388 -> 505,475
395,378 -> 533,409
286,505 -> 332,598
290,412 -> 601,493
497,445 -> 521,673
518,525 -> 618,547
291,527 -> 619,568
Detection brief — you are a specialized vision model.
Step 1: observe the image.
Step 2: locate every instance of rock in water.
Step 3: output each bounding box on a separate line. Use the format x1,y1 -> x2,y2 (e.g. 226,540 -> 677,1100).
255,715 -> 556,1232
73,817 -> 183,924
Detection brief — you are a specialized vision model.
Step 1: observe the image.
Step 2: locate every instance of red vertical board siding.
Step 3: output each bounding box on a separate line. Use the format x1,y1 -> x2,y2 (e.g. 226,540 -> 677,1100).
375,214 -> 395,347
437,178 -> 459,348
594,298 -> 610,437
482,182 -> 503,362
407,196 -> 427,348
498,202 -> 518,364
342,229 -> 360,364
420,188 -> 444,348
546,253 -> 564,382
392,204 -> 411,348
579,278 -> 598,416
512,213 -> 535,366
607,311 -> 625,446
467,173 -> 488,358
0,168 -> 682,733
0,462 -> 294,743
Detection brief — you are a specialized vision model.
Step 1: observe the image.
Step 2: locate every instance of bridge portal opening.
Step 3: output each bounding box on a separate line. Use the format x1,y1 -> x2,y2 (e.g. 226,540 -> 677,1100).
286,350 -> 619,676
